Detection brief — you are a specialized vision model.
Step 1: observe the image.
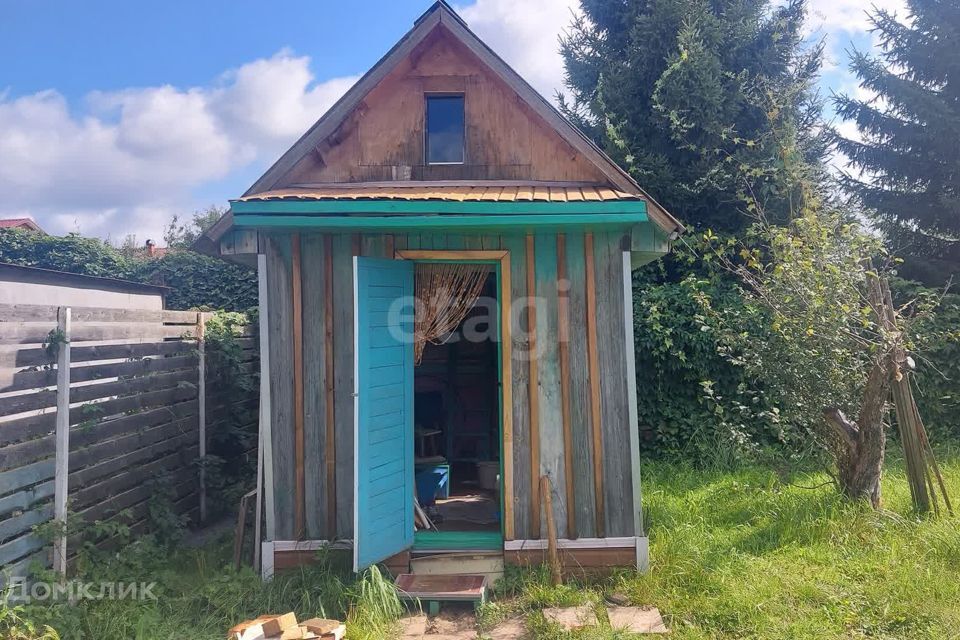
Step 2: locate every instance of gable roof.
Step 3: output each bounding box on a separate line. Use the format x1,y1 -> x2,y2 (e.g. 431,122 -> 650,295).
242,1 -> 683,236
0,217 -> 45,233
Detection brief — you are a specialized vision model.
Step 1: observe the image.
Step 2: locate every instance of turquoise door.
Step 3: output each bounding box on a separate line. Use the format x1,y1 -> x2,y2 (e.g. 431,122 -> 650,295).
353,256 -> 415,571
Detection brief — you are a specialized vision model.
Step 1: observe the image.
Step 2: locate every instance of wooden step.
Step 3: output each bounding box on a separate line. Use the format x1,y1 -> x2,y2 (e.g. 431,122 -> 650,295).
409,551 -> 503,585
395,573 -> 487,615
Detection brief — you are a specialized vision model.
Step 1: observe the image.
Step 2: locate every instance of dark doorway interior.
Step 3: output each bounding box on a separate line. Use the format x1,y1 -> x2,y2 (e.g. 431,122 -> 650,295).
413,273 -> 500,533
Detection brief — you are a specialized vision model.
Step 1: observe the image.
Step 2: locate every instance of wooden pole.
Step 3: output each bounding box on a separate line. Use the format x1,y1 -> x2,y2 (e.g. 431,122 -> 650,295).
254,409 -> 264,571
540,475 -> 562,586
197,311 -> 207,524
53,306 -> 71,577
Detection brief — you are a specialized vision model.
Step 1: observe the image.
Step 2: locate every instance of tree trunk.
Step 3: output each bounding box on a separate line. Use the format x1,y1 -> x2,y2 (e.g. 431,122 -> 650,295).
823,356 -> 889,508
820,264 -> 892,508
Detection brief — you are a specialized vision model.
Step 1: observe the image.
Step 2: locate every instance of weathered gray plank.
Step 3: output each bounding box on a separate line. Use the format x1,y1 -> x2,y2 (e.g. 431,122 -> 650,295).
0,353 -> 197,394
0,339 -> 193,370
502,233 -> 530,540
70,445 -> 198,511
0,322 -> 190,345
70,419 -> 197,482
266,235 -> 296,540
361,234 -> 386,257
534,234 -> 567,538
332,234 -> 355,538
481,235 -> 501,251
0,480 -> 53,518
301,234 -> 327,539
0,368 -> 196,418
0,459 -> 54,497
0,531 -> 45,567
0,504 -> 52,544
0,304 -> 197,324
564,232 -> 597,538
594,232 -> 634,537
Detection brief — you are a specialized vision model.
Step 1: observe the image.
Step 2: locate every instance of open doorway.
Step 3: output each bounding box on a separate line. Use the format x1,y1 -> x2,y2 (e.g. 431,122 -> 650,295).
412,269 -> 501,540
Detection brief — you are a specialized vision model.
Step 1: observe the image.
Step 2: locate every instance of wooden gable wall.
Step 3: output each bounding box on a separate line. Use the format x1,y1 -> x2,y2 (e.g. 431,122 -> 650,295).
275,27 -> 612,187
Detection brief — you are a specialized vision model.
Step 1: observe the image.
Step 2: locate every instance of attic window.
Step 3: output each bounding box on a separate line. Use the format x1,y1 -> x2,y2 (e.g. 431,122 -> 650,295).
425,94 -> 465,164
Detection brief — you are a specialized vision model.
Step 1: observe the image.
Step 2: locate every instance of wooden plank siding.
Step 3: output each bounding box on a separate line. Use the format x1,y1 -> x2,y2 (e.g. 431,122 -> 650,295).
331,234 -> 356,538
594,232 -> 636,537
265,235 -> 297,540
264,230 -> 642,547
301,235 -> 329,540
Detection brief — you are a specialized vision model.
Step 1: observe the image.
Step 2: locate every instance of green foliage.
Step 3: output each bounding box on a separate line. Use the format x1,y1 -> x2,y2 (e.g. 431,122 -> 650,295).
713,208 -> 888,432
492,456 -> 960,639
561,0 -> 827,232
163,206 -> 226,250
0,230 -> 131,278
612,457 -> 960,638
23,536 -> 403,640
832,0 -> 960,285
632,254 -> 803,464
202,311 -> 260,517
0,597 -> 59,640
131,251 -> 256,312
0,227 -> 255,312
17,457 -> 960,639
893,279 -> 960,441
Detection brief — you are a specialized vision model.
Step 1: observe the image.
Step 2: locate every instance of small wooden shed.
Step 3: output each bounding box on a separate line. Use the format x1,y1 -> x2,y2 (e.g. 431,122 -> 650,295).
203,1 -> 683,576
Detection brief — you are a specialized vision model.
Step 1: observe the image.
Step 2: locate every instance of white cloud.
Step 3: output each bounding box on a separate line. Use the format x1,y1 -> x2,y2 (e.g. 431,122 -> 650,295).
0,52 -> 356,241
805,0 -> 907,35
456,0 -> 580,101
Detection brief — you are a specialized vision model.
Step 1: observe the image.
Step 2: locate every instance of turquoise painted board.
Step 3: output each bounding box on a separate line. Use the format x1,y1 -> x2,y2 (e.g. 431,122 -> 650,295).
353,256 -> 415,571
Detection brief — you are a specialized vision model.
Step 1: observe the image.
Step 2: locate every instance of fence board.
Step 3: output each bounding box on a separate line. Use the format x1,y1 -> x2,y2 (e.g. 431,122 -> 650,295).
70,419 -> 197,481
71,399 -> 198,450
0,481 -> 53,518
0,504 -> 52,544
0,304 -> 198,324
0,531 -> 45,567
0,459 -> 54,496
71,445 -> 198,511
0,323 -> 191,345
0,353 -> 197,393
1,340 -> 193,369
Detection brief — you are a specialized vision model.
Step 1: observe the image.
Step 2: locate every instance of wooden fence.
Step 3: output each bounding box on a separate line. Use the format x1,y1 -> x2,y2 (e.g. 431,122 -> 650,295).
0,304 -> 257,582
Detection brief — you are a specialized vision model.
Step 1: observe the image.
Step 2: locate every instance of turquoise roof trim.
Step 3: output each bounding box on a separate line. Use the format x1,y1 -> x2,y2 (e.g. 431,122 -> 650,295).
232,212 -> 646,232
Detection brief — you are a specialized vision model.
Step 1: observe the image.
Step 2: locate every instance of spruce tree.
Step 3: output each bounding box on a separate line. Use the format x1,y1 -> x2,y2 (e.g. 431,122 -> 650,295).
560,0 -> 825,233
833,0 -> 960,284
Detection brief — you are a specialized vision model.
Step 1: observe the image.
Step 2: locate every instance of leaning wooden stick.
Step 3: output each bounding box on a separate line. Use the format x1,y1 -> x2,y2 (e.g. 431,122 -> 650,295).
540,475 -> 562,586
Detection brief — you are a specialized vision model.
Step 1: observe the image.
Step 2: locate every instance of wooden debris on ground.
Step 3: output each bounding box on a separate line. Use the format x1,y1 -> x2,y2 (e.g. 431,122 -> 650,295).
228,612 -> 345,640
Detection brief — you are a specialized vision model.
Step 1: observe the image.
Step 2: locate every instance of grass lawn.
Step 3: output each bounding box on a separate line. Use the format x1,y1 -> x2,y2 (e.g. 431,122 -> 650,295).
9,453 -> 960,639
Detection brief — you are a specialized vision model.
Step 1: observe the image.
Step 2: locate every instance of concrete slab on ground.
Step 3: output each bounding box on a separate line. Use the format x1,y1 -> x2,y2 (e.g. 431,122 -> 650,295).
607,606 -> 669,634
543,605 -> 598,630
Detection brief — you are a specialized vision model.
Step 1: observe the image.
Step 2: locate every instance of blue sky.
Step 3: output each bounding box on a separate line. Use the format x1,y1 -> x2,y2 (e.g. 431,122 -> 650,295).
0,0 -> 903,242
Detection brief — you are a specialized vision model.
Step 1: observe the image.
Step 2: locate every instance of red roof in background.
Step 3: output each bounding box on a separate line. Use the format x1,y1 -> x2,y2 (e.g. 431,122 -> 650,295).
0,218 -> 44,233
